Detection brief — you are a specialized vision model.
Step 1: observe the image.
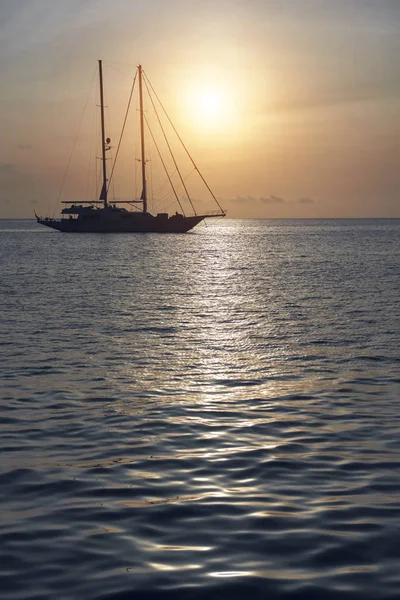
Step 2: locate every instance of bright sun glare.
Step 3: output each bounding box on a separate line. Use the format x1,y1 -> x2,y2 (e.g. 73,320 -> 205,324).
183,83 -> 235,131
195,89 -> 224,120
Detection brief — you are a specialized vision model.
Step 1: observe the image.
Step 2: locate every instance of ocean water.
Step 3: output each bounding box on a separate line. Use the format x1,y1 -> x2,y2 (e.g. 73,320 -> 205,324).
0,218 -> 399,600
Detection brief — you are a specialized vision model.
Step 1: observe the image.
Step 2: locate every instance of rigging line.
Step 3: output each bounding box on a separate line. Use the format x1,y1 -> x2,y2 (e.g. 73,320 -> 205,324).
103,61 -> 136,80
104,60 -> 138,68
152,167 -> 178,199
143,70 -> 225,215
85,93 -> 97,202
156,166 -> 197,209
56,65 -> 97,206
142,75 -> 197,216
152,178 -> 173,201
152,170 -> 176,201
158,198 -> 183,215
144,114 -> 185,215
157,166 -> 196,206
153,186 -> 184,213
107,70 -> 138,191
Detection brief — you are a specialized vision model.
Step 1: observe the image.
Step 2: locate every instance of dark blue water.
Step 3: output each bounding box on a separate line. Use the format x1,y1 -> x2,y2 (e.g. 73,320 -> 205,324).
1,218 -> 399,600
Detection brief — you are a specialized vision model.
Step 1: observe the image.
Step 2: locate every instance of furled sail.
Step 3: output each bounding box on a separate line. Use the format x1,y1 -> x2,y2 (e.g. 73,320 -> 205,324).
99,181 -> 107,201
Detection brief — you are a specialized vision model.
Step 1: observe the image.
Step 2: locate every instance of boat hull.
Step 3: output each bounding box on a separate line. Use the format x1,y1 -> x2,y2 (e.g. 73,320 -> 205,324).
37,213 -> 205,233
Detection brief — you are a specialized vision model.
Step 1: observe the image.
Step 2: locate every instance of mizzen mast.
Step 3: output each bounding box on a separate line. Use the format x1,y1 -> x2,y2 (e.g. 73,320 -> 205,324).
138,65 -> 147,213
98,60 -> 108,209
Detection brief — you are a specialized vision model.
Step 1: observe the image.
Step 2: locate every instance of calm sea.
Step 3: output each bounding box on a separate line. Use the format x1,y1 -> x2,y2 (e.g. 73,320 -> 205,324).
1,218 -> 399,600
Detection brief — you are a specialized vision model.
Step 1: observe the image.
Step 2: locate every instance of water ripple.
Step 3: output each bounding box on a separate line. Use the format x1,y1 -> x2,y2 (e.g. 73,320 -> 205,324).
0,219 -> 400,599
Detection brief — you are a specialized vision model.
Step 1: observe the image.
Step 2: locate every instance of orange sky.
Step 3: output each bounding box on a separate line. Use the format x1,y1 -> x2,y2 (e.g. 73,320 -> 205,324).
0,0 -> 399,218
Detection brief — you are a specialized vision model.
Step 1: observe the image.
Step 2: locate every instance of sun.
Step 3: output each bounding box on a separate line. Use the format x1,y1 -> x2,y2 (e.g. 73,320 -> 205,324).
194,89 -> 224,120
176,67 -> 246,137
183,83 -> 234,130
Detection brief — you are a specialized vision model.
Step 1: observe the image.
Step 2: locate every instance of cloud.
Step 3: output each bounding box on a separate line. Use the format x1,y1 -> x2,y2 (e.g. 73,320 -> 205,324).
221,195 -> 319,209
234,195 -> 256,203
261,195 -> 285,204
18,144 -> 33,150
0,163 -> 15,171
233,195 -> 286,204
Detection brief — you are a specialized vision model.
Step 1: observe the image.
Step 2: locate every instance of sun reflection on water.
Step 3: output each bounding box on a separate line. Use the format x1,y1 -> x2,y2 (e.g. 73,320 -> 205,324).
209,570 -> 253,578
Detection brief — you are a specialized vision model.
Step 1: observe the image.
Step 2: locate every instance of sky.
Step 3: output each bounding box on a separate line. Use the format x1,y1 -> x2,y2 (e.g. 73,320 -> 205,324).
0,0 -> 399,218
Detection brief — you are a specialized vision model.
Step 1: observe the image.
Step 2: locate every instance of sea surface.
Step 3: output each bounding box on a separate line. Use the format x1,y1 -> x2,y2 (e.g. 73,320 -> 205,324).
0,218 -> 399,600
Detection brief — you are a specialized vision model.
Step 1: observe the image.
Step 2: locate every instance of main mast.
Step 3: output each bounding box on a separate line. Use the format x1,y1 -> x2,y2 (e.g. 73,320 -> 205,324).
98,60 -> 108,209
138,65 -> 147,213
